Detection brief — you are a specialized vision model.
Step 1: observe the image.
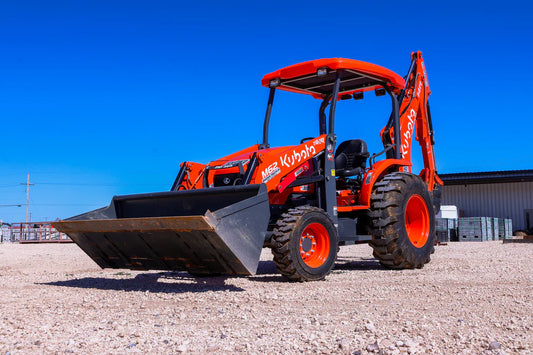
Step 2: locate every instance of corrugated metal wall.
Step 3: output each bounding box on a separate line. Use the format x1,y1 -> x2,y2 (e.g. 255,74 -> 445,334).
441,181 -> 533,231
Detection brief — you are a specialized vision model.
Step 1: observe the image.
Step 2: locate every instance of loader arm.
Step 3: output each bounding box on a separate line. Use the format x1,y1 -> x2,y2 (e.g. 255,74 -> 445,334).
382,51 -> 441,190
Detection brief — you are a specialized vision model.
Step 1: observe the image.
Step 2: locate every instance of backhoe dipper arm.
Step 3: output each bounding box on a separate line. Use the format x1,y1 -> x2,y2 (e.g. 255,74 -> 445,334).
384,51 -> 441,190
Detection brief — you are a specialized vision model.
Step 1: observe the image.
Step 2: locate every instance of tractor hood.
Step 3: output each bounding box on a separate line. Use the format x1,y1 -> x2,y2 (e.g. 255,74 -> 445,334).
207,135 -> 327,190
209,145 -> 294,168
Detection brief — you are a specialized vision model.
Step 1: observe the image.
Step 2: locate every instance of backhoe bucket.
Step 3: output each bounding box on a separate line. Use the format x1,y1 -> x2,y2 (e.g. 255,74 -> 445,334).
53,184 -> 270,275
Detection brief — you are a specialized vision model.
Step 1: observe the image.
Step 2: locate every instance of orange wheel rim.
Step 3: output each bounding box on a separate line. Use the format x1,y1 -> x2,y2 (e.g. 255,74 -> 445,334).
299,223 -> 330,268
405,195 -> 430,248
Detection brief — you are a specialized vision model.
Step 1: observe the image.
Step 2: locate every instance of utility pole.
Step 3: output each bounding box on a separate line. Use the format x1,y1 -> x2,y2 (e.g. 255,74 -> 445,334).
20,174 -> 34,224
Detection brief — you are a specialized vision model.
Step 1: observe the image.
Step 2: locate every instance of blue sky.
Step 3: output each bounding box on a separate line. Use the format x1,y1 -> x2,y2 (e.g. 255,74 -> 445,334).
1,1 -> 531,223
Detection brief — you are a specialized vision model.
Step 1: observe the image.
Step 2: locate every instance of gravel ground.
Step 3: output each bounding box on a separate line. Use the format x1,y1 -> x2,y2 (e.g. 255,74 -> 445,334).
0,241 -> 531,354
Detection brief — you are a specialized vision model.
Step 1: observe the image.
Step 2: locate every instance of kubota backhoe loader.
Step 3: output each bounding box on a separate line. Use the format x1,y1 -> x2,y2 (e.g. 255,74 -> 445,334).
54,51 -> 442,281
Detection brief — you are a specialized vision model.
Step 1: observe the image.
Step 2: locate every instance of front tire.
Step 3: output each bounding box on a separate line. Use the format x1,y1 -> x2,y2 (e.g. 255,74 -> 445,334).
271,206 -> 338,281
369,172 -> 436,269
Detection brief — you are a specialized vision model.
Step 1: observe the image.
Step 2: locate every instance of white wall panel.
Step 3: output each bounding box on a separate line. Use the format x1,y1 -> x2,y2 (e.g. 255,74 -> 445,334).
441,181 -> 533,231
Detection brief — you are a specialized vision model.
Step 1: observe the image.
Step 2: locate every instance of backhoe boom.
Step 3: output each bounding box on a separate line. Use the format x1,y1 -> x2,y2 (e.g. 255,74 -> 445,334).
384,51 -> 441,190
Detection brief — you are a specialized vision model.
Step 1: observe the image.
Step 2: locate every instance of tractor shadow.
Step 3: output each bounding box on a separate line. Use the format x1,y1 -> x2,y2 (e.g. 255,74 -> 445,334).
41,258 -> 385,291
334,256 -> 383,271
41,271 -> 245,293
248,257 -> 384,282
248,260 -> 287,282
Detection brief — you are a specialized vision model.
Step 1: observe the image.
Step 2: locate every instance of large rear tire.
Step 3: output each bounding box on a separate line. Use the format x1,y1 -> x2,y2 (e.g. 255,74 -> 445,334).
271,206 -> 338,281
369,172 -> 435,269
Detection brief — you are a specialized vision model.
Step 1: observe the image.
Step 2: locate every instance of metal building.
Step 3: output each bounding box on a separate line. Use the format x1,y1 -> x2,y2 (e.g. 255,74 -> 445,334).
439,170 -> 533,232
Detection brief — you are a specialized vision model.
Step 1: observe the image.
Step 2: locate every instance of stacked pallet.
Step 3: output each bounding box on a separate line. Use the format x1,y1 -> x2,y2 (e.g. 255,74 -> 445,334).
497,218 -> 513,239
0,226 -> 12,243
458,217 -> 492,241
435,217 -> 513,242
435,218 -> 457,243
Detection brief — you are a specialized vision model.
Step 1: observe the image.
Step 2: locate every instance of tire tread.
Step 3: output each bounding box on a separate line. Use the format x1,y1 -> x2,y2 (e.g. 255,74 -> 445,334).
368,172 -> 436,269
270,206 -> 337,282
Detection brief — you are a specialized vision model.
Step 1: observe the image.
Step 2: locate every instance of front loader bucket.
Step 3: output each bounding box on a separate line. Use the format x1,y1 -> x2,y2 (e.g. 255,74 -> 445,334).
53,184 -> 270,275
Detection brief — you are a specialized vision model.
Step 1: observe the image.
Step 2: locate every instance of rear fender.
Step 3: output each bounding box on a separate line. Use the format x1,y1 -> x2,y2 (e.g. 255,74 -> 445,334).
357,159 -> 412,206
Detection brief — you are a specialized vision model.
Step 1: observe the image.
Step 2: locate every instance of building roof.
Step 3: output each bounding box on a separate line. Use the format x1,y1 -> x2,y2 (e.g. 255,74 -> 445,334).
440,169 -> 533,185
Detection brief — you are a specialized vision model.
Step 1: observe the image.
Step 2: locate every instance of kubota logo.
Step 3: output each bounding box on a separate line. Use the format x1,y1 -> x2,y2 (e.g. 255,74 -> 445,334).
401,109 -> 416,157
416,81 -> 423,98
280,143 -> 316,168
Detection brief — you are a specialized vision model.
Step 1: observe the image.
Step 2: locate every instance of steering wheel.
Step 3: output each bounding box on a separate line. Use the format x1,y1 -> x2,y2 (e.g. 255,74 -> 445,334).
300,137 -> 314,144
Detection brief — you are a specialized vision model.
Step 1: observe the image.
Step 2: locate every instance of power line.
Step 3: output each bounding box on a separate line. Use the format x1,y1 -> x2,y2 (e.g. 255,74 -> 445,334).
29,203 -> 103,206
33,182 -> 164,186
1,182 -> 165,187
34,182 -> 118,186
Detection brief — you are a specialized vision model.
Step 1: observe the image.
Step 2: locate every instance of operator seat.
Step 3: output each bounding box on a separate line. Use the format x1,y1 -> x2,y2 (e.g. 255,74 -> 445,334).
335,139 -> 370,177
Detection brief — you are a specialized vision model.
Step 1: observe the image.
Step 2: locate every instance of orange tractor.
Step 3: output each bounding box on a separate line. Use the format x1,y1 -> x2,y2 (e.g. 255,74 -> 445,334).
55,51 -> 442,281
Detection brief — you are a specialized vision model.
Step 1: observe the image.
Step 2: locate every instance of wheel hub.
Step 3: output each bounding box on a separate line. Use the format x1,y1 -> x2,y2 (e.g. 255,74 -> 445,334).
300,236 -> 313,252
405,194 -> 430,248
299,223 -> 330,268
